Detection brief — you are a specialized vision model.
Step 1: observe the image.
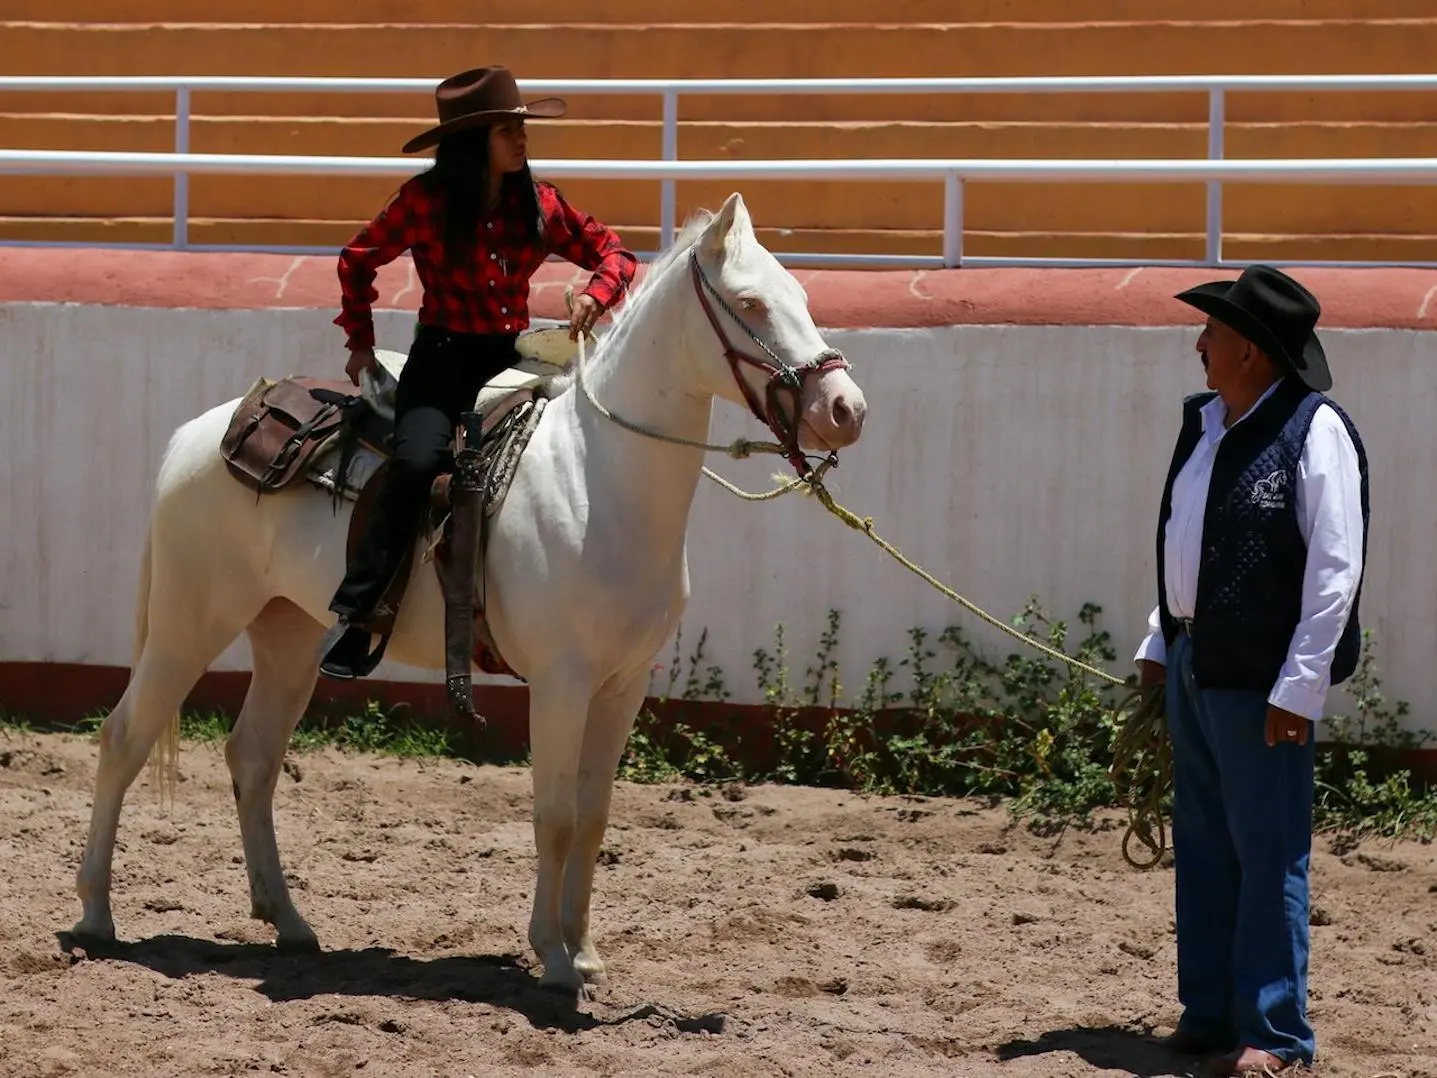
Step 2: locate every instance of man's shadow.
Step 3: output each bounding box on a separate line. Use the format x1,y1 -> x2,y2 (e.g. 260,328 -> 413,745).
998,1026 -> 1201,1078
56,931 -> 728,1036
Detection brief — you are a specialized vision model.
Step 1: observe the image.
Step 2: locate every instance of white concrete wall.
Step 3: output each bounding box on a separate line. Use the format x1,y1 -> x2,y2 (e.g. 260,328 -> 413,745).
1,302 -> 1430,732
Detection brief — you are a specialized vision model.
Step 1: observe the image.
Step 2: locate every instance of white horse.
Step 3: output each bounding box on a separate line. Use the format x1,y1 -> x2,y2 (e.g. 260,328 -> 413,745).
71,192 -> 867,992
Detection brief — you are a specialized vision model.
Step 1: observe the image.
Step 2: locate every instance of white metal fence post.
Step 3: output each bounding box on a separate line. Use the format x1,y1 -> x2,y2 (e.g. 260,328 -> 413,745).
661,90 -> 678,250
943,173 -> 964,267
173,85 -> 191,249
1206,88 -> 1225,266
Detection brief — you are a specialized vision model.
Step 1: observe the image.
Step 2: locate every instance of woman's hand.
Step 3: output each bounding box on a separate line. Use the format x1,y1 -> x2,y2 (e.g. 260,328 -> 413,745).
345,346 -> 379,386
569,293 -> 602,341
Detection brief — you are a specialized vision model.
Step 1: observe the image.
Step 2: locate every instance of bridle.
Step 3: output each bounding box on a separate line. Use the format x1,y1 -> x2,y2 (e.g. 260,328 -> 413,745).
689,248 -> 851,478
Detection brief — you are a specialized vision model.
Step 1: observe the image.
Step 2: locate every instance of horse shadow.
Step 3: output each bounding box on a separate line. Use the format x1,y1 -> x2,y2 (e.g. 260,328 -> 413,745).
997,1025 -> 1201,1078
55,930 -> 728,1036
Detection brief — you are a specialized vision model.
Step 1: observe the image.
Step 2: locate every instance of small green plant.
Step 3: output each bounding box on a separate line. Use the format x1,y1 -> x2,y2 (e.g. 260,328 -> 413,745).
611,600 -> 1435,847
0,708 -> 35,734
180,710 -> 234,743
59,699 -> 462,761
826,599 -> 1137,827
1315,629 -> 1436,841
752,614 -> 837,785
619,625 -> 740,784
616,721 -> 681,784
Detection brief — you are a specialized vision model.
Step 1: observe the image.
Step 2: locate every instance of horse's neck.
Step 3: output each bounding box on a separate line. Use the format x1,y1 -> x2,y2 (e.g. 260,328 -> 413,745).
568,262 -> 714,546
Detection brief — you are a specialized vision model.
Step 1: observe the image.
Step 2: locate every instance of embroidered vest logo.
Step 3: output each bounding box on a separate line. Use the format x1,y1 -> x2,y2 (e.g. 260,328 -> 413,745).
1250,469 -> 1289,510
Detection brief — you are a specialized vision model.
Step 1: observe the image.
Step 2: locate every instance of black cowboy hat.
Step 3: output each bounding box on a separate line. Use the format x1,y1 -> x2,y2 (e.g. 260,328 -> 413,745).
1174,264 -> 1332,391
401,66 -> 566,154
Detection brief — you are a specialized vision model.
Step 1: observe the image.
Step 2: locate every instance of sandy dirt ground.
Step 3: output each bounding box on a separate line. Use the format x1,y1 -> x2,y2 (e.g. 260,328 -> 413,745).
1,726 -> 1433,1078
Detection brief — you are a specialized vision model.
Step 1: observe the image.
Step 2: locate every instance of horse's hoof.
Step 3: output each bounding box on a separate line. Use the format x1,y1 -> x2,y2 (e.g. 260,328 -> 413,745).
537,967 -> 585,996
71,917 -> 115,943
69,919 -> 117,953
573,956 -> 607,985
274,930 -> 321,954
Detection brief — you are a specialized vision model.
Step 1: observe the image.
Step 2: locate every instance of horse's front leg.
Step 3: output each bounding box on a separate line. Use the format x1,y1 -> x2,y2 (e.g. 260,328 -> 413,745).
525,665 -> 594,992
561,671 -> 649,984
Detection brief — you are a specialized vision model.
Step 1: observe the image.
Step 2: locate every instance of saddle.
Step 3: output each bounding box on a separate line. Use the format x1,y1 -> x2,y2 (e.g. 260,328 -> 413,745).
217,328 -> 579,716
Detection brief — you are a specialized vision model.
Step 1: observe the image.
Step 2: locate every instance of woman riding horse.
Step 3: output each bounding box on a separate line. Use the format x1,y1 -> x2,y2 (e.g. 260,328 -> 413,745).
319,65 -> 637,680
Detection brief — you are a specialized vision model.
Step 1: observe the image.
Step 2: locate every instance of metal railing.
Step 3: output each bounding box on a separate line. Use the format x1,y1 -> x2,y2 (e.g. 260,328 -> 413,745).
3,74 -> 1437,268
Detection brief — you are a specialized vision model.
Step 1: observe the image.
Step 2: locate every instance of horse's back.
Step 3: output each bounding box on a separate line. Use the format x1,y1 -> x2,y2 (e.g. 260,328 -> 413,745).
154,397 -> 245,498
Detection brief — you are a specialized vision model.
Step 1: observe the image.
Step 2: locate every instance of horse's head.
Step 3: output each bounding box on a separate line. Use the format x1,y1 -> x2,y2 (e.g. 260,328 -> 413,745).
682,193 -> 867,469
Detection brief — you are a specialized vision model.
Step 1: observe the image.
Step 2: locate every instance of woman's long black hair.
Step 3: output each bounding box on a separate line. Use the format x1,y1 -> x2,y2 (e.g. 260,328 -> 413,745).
416,125 -> 545,264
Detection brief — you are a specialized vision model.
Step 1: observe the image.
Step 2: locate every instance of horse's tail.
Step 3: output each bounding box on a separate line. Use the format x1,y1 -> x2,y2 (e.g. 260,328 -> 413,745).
132,520 -> 153,672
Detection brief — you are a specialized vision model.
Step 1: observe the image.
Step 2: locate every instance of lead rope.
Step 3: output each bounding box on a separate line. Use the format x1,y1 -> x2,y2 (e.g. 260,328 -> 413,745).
569,293 -> 1168,868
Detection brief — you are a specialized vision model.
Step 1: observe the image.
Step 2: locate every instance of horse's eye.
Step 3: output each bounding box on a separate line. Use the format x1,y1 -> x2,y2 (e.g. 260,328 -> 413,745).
739,297 -> 765,313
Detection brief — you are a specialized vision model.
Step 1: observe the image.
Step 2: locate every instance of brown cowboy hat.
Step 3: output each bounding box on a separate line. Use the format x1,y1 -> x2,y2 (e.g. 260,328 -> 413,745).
401,66 -> 565,154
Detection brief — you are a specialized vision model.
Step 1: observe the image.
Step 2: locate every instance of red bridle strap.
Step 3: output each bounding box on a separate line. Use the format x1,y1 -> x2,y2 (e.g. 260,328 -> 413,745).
688,251 -> 850,477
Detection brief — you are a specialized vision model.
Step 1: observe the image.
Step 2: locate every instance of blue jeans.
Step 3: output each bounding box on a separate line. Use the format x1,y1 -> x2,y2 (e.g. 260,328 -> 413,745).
1166,632 -> 1317,1065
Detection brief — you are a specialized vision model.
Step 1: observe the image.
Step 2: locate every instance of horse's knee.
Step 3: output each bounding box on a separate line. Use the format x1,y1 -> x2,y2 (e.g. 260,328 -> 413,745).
223,726 -> 279,793
94,706 -> 149,775
96,710 -> 127,754
533,796 -> 577,854
534,802 -> 576,837
573,805 -> 608,851
222,729 -> 246,773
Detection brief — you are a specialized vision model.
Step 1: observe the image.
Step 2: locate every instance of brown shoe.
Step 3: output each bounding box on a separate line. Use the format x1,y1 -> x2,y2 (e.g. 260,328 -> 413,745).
1209,1046 -> 1293,1075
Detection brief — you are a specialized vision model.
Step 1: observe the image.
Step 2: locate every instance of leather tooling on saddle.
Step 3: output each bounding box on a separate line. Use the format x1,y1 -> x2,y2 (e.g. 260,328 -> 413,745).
218,330 -> 576,709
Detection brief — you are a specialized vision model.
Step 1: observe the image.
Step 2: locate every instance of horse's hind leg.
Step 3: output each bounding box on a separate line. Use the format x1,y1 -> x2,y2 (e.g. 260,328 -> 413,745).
73,597 -> 255,945
561,672 -> 648,984
224,598 -> 325,951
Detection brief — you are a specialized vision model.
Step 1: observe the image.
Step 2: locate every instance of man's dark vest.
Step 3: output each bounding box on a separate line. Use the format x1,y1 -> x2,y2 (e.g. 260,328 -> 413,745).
1156,376 -> 1370,691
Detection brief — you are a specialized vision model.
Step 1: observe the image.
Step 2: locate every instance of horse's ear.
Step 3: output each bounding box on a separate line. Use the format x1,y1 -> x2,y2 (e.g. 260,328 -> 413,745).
701,192 -> 749,255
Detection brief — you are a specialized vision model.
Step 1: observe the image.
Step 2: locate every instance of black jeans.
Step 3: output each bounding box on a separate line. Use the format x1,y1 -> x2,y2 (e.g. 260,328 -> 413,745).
328,325 -> 519,621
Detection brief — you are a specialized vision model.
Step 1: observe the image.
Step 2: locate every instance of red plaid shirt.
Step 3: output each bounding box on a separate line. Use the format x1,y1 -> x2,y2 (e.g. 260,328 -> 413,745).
334,177 -> 636,350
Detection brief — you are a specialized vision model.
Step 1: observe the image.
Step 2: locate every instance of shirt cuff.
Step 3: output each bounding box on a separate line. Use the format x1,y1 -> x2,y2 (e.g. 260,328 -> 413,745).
333,312 -> 375,351
1134,631 -> 1167,666
583,281 -> 617,311
1268,678 -> 1327,723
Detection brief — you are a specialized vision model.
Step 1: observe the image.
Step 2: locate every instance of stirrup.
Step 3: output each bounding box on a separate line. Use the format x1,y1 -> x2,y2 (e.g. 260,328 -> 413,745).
317,619 -> 392,680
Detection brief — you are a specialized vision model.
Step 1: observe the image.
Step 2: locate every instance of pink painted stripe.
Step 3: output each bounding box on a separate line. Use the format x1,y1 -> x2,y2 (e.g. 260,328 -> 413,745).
3,248 -> 1437,329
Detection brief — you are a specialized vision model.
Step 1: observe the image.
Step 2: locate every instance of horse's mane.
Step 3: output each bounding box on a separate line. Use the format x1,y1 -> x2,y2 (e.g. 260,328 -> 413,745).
545,208 -> 715,397
606,207 -> 715,335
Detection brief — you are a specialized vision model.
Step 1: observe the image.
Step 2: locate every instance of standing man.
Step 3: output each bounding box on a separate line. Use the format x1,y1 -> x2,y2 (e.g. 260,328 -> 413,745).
1134,264 -> 1370,1075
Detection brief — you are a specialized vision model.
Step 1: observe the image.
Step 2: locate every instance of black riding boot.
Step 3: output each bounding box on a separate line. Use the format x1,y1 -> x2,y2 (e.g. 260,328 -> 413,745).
319,467 -> 430,679
317,325 -> 520,680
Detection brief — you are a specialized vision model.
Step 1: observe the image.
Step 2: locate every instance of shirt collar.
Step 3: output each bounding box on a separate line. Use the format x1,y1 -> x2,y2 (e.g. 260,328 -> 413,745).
1199,379 -> 1282,439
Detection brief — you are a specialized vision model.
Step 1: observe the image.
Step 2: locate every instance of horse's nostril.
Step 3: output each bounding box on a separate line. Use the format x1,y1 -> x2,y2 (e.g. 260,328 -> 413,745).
832,398 -> 853,427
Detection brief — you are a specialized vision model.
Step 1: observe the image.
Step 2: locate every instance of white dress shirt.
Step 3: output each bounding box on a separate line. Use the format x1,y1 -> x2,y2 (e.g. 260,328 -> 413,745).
1135,384 -> 1366,723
